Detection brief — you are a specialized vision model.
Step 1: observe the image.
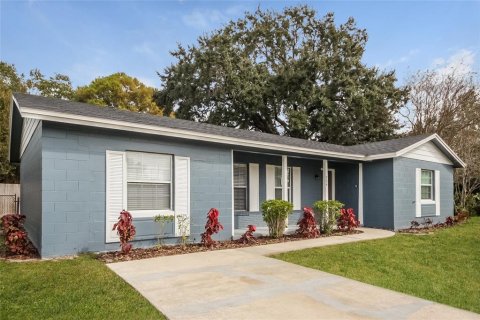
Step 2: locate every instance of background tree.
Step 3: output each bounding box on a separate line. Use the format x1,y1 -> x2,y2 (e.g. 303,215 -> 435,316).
26,69 -> 75,100
0,62 -> 27,182
156,5 -> 408,145
76,72 -> 163,115
400,69 -> 480,212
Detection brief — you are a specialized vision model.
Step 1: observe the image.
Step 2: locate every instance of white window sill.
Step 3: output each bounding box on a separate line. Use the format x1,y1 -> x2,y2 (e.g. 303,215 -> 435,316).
129,210 -> 174,219
420,200 -> 436,205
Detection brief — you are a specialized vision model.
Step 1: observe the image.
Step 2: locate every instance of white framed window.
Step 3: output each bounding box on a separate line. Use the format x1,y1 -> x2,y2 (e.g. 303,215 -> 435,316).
126,152 -> 173,216
420,169 -> 434,202
234,163 -> 248,211
274,166 -> 292,202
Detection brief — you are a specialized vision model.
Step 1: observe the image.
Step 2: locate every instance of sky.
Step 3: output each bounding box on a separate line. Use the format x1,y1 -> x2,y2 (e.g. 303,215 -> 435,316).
1,0 -> 479,88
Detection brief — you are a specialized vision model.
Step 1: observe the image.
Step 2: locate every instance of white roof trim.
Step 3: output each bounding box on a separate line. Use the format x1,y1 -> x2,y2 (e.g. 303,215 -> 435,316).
364,134 -> 465,167
19,107 -> 366,161
16,104 -> 466,167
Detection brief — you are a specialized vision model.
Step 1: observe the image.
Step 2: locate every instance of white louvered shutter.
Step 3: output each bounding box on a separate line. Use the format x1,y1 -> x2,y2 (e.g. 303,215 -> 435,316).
292,167 -> 301,210
174,156 -> 190,236
106,151 -> 125,243
415,168 -> 421,217
266,164 -> 275,200
249,163 -> 259,211
435,170 -> 440,216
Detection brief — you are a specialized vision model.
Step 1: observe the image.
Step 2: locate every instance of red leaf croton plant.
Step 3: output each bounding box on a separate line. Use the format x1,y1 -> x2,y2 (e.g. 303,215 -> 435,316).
337,208 -> 360,232
239,224 -> 257,244
201,208 -> 224,248
296,207 -> 320,238
1,214 -> 30,255
112,210 -> 136,254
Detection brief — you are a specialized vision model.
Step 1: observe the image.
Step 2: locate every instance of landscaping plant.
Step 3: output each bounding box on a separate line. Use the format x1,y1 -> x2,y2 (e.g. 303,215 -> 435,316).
410,220 -> 420,229
176,214 -> 190,248
153,214 -> 175,246
112,210 -> 136,254
0,214 -> 30,255
239,225 -> 257,244
445,216 -> 455,226
201,208 -> 224,248
296,207 -> 320,238
261,199 -> 293,238
337,208 -> 360,232
313,200 -> 344,234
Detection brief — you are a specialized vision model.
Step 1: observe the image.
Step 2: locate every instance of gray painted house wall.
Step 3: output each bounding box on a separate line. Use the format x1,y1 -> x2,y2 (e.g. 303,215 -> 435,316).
233,152 -> 359,230
363,159 -> 394,229
20,123 -> 42,250
39,122 -> 232,257
393,157 -> 454,229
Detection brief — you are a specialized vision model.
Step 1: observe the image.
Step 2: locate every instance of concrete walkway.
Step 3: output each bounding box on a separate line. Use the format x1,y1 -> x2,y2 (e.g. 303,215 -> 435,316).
108,228 -> 479,320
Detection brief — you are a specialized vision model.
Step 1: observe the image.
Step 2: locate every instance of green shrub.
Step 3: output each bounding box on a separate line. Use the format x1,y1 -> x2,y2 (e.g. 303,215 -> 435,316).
261,200 -> 293,238
313,200 -> 344,234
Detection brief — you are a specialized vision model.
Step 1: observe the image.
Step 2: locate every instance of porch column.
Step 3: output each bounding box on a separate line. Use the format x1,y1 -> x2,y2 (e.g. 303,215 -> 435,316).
282,155 -> 288,227
322,160 -> 329,201
282,155 -> 288,201
358,163 -> 364,225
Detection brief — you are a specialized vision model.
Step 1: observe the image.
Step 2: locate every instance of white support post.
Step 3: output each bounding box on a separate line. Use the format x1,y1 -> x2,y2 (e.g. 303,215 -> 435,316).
282,155 -> 288,227
282,155 -> 288,201
358,163 -> 364,225
323,160 -> 329,201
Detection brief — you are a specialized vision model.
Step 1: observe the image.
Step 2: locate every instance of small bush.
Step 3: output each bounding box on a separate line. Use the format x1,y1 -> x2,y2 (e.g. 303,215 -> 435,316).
1,214 -> 30,255
445,216 -> 454,226
296,207 -> 320,238
422,217 -> 433,228
261,199 -> 293,238
201,208 -> 224,248
239,225 -> 257,244
455,210 -> 469,223
313,200 -> 344,234
337,208 -> 359,232
112,210 -> 136,254
176,214 -> 190,248
410,220 -> 420,229
153,214 -> 174,246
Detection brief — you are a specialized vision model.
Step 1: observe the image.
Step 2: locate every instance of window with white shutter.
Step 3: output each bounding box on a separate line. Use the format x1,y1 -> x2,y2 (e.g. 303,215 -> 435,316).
126,152 -> 173,216
234,163 -> 248,211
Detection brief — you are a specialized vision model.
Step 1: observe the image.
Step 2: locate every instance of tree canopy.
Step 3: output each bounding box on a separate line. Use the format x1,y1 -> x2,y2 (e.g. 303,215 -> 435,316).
76,73 -> 163,115
156,6 -> 408,145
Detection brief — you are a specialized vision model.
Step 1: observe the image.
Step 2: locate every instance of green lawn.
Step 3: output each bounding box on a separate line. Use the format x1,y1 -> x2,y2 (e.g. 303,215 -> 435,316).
0,254 -> 165,320
274,217 -> 480,313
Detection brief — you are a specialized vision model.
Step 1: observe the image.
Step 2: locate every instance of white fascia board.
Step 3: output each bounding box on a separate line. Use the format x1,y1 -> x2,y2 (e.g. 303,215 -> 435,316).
364,134 -> 466,168
20,107 -> 366,161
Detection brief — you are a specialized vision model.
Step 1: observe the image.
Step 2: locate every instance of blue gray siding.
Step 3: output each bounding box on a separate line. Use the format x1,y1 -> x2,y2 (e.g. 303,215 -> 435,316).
40,122 -> 232,257
363,159 -> 394,229
20,122 -> 42,251
393,157 -> 454,229
233,152 -> 359,230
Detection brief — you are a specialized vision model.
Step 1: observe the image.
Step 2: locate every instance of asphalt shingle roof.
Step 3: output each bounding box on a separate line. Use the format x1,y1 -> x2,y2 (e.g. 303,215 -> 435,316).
13,93 -> 431,157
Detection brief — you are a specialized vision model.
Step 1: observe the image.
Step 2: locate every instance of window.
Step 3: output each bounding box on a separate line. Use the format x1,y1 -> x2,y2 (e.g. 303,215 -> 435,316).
126,152 -> 172,211
274,166 -> 292,202
234,163 -> 248,211
421,169 -> 434,201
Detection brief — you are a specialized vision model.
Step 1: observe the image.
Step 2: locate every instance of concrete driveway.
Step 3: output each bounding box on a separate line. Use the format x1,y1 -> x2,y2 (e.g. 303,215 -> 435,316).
108,228 -> 479,320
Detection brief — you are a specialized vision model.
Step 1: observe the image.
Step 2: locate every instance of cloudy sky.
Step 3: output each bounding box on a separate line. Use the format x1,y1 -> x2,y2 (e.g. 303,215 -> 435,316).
1,1 -> 479,88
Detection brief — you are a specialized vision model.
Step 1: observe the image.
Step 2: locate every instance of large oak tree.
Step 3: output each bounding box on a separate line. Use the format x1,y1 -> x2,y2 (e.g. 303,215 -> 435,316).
156,6 -> 408,145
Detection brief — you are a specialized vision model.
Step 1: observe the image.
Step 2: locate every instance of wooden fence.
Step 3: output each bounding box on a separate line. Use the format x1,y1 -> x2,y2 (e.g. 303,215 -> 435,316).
0,184 -> 20,216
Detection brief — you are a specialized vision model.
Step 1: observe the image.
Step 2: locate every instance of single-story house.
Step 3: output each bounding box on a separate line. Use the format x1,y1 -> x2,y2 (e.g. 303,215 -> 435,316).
9,93 -> 465,257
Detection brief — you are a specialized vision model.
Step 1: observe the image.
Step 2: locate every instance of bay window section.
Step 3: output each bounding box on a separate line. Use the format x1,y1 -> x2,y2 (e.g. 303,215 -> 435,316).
126,152 -> 172,214
234,163 -> 248,211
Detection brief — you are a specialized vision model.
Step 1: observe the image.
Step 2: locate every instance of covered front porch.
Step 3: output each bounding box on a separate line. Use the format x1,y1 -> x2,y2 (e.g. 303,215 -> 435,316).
232,150 -> 364,235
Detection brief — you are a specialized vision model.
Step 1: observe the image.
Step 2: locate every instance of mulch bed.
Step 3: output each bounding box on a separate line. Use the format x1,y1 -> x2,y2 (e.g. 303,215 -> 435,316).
397,219 -> 467,235
98,229 -> 363,263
